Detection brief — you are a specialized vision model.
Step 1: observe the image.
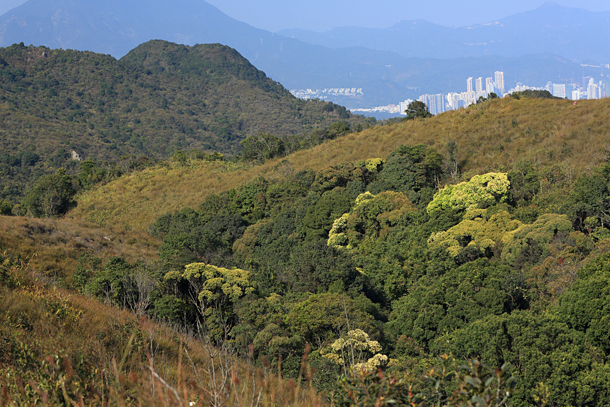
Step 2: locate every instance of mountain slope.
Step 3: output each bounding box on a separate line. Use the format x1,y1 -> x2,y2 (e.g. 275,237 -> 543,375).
0,0 -> 604,109
70,96 -> 610,232
0,41 -> 367,201
0,0 -> 410,95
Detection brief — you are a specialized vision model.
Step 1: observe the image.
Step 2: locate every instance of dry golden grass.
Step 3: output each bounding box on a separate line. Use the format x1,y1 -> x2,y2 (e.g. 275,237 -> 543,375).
0,215 -> 160,281
0,259 -> 326,406
69,97 -> 610,232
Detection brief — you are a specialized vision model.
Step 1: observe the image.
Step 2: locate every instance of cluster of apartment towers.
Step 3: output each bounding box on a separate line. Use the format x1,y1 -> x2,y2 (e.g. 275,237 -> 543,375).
400,72 -> 505,116
400,71 -> 609,116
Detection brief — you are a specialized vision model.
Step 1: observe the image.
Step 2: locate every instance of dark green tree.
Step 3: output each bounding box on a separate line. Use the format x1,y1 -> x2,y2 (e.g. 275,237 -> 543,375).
240,132 -> 286,162
404,101 -> 432,120
22,169 -> 76,217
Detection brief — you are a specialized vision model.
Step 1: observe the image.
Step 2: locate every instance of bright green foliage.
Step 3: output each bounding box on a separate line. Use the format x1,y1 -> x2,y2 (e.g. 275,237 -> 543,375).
428,208 -> 523,258
328,191 -> 416,251
328,213 -> 351,248
22,168 -> 76,217
164,262 -> 255,342
180,263 -> 254,304
322,329 -> 389,373
364,158 -> 384,173
427,172 -> 510,215
501,213 -> 573,266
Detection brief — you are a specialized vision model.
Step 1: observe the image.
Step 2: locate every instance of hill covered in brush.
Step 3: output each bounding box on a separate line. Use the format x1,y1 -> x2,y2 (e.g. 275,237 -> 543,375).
0,40 -> 369,201
70,96 -> 610,231
4,95 -> 610,405
62,95 -> 610,405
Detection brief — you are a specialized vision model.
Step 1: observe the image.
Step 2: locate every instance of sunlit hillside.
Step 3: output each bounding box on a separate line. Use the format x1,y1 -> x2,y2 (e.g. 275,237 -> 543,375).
0,255 -> 324,405
71,96 -> 610,232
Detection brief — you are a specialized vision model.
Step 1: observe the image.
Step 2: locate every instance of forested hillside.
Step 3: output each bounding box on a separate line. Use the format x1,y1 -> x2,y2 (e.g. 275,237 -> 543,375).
0,41 -> 369,201
71,96 -> 610,232
3,82 -> 610,404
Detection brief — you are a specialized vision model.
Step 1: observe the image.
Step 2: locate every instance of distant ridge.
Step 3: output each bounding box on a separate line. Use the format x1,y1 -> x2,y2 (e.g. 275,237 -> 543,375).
278,3 -> 610,63
0,0 -> 606,107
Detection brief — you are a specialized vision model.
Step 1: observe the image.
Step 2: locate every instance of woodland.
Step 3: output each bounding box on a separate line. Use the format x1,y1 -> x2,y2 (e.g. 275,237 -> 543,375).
2,41 -> 610,406
0,41 -> 370,202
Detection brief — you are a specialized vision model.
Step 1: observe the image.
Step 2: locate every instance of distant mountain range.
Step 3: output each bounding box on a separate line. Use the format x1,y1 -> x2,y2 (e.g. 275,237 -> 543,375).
0,0 -> 605,108
278,2 -> 610,64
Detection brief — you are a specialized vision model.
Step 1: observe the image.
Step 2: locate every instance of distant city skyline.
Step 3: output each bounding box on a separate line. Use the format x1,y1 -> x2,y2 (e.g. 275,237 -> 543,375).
1,0 -> 609,32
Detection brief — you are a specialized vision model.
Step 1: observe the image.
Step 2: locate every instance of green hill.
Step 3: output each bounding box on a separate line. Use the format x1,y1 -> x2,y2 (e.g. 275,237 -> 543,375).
5,73 -> 610,404
0,40 -> 369,201
70,96 -> 610,232
59,95 -> 610,405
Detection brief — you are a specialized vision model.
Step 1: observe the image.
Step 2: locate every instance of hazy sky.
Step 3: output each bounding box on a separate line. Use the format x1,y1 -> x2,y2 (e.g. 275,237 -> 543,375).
1,0 -> 609,32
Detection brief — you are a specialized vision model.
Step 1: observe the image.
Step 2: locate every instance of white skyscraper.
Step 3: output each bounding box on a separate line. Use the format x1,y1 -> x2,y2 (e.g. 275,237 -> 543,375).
587,78 -> 599,99
494,71 -> 505,94
475,77 -> 483,93
467,77 -> 473,93
485,77 -> 495,94
552,84 -> 566,99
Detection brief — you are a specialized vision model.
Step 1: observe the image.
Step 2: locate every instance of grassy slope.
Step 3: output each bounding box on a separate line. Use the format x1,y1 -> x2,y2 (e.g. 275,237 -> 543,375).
0,215 -> 160,282
70,97 -> 610,232
0,261 -> 323,406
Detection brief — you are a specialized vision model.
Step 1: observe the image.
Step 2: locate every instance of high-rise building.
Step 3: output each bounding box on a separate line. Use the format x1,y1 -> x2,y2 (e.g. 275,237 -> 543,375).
475,77 -> 483,93
467,77 -> 473,93
587,78 -> 599,99
399,99 -> 413,115
418,94 -> 446,115
494,71 -> 505,94
552,83 -> 566,98
485,77 -> 495,94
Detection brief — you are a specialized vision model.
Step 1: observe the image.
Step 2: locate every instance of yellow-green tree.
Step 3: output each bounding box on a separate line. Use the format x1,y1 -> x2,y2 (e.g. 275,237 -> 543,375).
428,208 -> 523,258
328,191 -> 416,252
164,263 -> 255,342
427,172 -> 510,215
322,329 -> 389,375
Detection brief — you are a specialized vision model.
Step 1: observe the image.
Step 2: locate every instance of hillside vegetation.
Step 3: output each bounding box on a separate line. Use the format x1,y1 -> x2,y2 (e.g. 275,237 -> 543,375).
5,71 -> 610,404
0,41 -> 369,201
71,96 -> 610,232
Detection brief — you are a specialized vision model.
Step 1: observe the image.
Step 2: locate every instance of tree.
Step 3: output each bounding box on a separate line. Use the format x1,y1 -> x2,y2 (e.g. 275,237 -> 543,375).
370,144 -> 444,207
240,132 -> 285,162
322,329 -> 389,374
285,293 -> 377,349
404,101 -> 432,120
327,121 -> 351,139
427,172 -> 510,215
164,263 -> 255,343
22,169 -> 76,217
